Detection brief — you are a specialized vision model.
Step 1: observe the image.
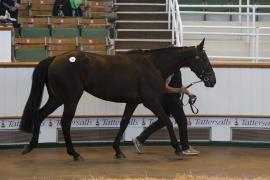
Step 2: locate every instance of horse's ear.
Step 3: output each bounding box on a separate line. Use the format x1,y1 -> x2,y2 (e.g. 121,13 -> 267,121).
198,38 -> 205,50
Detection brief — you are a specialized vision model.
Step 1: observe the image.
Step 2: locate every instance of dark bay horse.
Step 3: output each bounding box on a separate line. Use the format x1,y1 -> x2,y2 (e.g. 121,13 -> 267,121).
20,39 -> 216,160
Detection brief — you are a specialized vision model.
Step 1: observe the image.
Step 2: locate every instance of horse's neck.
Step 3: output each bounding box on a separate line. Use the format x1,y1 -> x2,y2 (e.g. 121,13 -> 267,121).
150,48 -> 195,79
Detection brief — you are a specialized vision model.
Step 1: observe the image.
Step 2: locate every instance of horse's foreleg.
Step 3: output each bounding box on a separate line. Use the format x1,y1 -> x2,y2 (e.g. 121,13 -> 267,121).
113,103 -> 138,159
22,97 -> 61,155
143,99 -> 183,160
61,102 -> 82,161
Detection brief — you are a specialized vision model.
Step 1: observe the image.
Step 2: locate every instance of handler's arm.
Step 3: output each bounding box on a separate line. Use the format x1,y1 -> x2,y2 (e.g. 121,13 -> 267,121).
164,79 -> 182,94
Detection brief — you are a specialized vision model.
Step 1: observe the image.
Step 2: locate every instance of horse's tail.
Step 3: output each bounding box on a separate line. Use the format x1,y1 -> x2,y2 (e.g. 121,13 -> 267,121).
19,57 -> 54,133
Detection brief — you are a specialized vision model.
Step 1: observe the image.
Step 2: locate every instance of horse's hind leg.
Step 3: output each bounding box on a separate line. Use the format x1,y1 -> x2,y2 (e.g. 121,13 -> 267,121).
22,97 -> 62,154
143,99 -> 183,160
61,102 -> 82,161
113,103 -> 138,159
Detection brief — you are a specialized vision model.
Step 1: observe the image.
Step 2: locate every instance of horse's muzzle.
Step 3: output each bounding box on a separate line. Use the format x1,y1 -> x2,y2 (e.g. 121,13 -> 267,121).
203,73 -> 216,87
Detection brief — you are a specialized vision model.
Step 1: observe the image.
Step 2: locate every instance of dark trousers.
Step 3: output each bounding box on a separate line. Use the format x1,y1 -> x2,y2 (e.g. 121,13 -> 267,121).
137,97 -> 189,150
10,11 -> 20,28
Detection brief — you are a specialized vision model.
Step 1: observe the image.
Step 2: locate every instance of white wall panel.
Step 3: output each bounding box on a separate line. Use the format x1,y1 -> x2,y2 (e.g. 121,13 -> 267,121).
0,67 -> 269,117
0,30 -> 12,62
0,69 -> 5,115
181,68 -> 270,115
16,68 -> 32,116
6,68 -> 17,115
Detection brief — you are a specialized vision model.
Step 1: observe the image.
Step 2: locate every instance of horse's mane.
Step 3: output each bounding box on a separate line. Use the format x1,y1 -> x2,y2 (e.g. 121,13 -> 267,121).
123,46 -> 194,55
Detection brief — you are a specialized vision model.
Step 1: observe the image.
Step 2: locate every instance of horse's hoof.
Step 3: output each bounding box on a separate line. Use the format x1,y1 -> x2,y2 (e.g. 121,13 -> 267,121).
115,152 -> 126,159
73,155 -> 84,161
175,151 -> 184,160
22,144 -> 33,155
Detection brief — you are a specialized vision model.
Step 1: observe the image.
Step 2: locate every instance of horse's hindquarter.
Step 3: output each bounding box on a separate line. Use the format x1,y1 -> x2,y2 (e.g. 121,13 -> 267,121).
47,52 -> 89,100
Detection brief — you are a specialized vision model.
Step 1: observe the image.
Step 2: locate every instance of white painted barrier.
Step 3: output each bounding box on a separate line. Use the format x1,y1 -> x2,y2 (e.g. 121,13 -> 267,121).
0,26 -> 13,62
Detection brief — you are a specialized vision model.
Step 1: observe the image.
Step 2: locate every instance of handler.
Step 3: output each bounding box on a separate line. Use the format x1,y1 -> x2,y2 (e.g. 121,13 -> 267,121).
133,70 -> 200,155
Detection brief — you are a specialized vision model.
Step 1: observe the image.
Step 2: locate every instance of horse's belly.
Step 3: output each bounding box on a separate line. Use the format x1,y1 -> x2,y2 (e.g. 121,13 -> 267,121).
85,88 -> 141,103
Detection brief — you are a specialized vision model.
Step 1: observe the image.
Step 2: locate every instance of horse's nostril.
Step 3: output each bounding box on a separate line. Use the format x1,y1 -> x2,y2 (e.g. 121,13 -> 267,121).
203,77 -> 209,82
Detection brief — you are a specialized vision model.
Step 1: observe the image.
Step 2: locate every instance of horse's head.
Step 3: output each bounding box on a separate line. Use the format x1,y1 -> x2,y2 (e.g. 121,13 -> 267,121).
189,39 -> 216,87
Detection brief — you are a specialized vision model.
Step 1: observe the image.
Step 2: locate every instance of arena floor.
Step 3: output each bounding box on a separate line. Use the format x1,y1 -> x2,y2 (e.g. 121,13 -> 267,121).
0,145 -> 270,180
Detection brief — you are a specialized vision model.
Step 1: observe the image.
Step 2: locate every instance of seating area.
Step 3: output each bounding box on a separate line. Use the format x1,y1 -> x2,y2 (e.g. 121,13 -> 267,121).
14,37 -> 108,61
12,0 -> 113,62
18,0 -> 113,18
18,17 -> 108,37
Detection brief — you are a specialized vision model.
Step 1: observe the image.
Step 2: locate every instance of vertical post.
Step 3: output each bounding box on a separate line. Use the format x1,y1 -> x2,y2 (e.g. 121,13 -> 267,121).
246,0 -> 250,53
252,6 -> 256,62
252,6 -> 256,29
173,0 -> 179,46
176,2 -> 183,46
246,0 -> 250,28
238,0 -> 242,23
171,1 -> 175,45
168,0 -> 171,29
255,27 -> 259,62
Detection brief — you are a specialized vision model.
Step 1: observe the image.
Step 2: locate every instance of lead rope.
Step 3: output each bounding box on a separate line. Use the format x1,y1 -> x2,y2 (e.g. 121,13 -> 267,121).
180,80 -> 202,114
